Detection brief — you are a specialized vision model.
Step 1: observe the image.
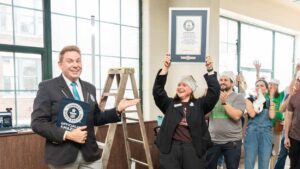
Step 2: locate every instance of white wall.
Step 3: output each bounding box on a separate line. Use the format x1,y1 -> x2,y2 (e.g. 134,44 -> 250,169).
142,0 -> 300,120
142,0 -> 220,120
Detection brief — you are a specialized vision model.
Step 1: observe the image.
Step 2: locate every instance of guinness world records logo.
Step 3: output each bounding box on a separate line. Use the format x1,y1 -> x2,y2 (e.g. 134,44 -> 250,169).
183,20 -> 195,31
63,103 -> 84,124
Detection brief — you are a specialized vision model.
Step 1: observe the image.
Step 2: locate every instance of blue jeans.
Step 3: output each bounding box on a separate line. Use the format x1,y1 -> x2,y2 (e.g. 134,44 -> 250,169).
244,127 -> 273,169
274,132 -> 288,169
205,140 -> 242,169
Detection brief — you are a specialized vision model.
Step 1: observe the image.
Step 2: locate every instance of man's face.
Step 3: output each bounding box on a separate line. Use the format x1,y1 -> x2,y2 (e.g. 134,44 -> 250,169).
58,51 -> 82,82
294,79 -> 300,92
219,76 -> 233,92
176,82 -> 192,101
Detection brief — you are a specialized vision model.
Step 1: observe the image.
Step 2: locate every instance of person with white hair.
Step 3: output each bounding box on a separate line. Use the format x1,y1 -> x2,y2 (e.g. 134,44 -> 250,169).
152,54 -> 220,169
205,71 -> 246,169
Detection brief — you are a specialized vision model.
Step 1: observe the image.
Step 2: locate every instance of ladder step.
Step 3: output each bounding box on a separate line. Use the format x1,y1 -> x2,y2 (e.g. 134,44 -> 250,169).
130,158 -> 149,166
102,92 -> 117,96
127,138 -> 144,144
124,110 -> 137,113
124,117 -> 139,121
97,141 -> 105,149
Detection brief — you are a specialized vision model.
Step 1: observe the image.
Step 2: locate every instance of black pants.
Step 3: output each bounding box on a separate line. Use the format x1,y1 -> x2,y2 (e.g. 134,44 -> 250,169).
289,137 -> 300,169
160,140 -> 205,169
205,140 -> 242,169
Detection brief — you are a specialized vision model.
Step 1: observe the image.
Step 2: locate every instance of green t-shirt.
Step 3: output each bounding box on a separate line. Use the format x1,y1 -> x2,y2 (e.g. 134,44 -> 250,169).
266,91 -> 285,126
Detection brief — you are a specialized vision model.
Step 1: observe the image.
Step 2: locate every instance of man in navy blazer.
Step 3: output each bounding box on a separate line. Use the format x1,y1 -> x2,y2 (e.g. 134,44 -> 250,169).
31,45 -> 139,169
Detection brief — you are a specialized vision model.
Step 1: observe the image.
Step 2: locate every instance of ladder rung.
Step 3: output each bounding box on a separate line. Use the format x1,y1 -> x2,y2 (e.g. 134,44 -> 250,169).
124,110 -> 137,113
124,117 -> 139,121
127,138 -> 144,144
130,158 -> 149,166
97,141 -> 105,149
102,92 -> 117,96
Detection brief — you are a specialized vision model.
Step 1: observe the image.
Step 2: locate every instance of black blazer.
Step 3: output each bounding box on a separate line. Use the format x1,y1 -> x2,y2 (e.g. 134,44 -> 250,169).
152,70 -> 220,158
31,75 -> 120,166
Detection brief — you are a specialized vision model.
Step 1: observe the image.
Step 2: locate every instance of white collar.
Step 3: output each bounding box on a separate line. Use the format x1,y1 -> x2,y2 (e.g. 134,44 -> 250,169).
62,74 -> 80,86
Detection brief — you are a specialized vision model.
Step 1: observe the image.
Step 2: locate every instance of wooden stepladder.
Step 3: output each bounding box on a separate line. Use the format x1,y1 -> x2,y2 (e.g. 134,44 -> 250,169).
98,68 -> 153,169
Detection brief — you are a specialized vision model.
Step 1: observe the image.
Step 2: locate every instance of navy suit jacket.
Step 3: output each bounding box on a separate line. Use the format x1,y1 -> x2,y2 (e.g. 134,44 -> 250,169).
31,75 -> 120,166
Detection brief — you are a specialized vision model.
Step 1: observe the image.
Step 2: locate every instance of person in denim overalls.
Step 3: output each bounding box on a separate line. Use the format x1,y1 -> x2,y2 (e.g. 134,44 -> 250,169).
244,79 -> 276,169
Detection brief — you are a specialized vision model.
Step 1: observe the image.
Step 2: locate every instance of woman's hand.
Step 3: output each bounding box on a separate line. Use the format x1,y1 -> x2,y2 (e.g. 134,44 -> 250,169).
160,54 -> 171,75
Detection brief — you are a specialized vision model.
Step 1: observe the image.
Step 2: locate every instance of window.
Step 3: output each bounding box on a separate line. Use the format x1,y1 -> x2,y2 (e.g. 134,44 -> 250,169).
0,52 -> 42,126
219,17 -> 295,94
51,0 -> 141,108
0,0 -> 141,127
0,0 -> 43,47
219,18 -> 238,73
274,33 -> 294,91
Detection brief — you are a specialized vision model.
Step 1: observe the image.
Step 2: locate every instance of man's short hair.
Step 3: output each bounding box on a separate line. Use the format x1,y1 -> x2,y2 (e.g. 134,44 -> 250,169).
59,45 -> 81,62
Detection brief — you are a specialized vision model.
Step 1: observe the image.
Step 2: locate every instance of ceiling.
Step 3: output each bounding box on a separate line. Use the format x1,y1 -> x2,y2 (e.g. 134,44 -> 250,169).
274,0 -> 300,11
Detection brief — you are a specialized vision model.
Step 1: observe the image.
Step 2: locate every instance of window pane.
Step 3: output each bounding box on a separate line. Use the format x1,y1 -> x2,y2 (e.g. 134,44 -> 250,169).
0,5 -> 13,44
15,53 -> 41,90
121,26 -> 139,58
100,56 -> 120,89
16,91 -> 33,125
0,0 -> 11,4
52,51 -> 60,77
80,54 -> 92,83
274,33 -> 294,91
14,0 -> 42,10
51,14 -> 76,51
219,18 -> 238,73
0,52 -> 41,127
14,7 -> 43,47
121,0 -> 139,27
77,0 -> 99,20
100,22 -> 120,56
0,52 -> 14,91
77,18 -> 100,55
51,0 -> 75,16
240,24 -> 272,70
219,43 -> 237,73
100,0 -> 120,23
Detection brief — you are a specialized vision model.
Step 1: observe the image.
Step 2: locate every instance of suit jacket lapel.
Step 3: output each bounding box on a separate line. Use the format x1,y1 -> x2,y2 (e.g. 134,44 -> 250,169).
58,75 -> 74,99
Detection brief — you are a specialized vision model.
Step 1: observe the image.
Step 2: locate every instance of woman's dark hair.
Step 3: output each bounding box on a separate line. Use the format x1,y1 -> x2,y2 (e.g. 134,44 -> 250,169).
255,79 -> 269,89
274,88 -> 280,98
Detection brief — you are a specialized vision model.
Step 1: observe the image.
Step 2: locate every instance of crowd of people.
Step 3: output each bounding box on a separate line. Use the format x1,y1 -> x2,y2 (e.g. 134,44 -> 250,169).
30,45 -> 299,169
153,55 -> 300,169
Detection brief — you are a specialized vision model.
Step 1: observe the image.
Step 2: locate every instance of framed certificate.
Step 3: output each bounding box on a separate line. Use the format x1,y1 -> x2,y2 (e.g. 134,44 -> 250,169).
169,8 -> 209,63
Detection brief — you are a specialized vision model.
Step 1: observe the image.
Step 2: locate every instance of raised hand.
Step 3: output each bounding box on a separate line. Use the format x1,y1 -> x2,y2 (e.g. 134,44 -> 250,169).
160,54 -> 171,75
205,56 -> 213,72
253,60 -> 261,71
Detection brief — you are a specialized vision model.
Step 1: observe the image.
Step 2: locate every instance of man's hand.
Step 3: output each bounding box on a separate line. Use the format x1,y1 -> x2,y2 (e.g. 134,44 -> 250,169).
205,56 -> 213,72
284,137 -> 291,150
220,91 -> 228,104
117,98 -> 140,112
65,126 -> 87,144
